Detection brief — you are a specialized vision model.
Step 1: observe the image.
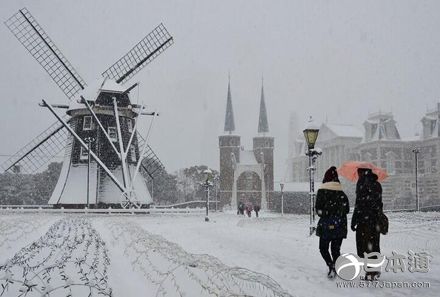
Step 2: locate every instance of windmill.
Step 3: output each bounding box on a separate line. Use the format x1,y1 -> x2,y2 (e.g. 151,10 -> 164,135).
1,8 -> 173,208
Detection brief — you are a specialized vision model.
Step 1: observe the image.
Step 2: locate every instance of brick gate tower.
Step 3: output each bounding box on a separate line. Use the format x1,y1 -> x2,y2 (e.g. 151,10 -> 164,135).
218,79 -> 274,209
219,79 -> 240,207
253,83 -> 274,208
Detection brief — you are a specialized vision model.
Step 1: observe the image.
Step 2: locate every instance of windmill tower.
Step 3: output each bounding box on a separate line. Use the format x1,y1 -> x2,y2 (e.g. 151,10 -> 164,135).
1,8 -> 173,208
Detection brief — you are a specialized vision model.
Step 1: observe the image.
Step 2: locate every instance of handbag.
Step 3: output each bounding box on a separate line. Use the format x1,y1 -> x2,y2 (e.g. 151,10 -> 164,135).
378,212 -> 389,235
317,216 -> 345,240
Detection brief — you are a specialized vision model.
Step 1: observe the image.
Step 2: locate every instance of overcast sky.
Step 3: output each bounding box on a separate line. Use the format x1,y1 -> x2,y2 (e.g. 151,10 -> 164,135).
1,0 -> 440,179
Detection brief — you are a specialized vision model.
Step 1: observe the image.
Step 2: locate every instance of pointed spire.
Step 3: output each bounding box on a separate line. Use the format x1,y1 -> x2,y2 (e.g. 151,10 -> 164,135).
224,76 -> 235,133
258,79 -> 269,134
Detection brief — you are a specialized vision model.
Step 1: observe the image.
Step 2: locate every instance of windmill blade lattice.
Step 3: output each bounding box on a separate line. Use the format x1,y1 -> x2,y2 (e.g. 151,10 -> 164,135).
0,116 -> 70,174
102,23 -> 173,84
4,8 -> 86,100
137,132 -> 164,178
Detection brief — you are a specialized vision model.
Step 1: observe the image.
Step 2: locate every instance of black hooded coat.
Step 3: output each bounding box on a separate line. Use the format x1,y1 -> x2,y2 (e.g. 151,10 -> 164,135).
352,170 -> 383,256
315,182 -> 350,240
352,171 -> 383,229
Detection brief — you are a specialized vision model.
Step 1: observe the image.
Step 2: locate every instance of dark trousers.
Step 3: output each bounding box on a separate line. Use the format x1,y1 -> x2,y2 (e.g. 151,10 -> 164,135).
319,237 -> 343,267
356,224 -> 380,258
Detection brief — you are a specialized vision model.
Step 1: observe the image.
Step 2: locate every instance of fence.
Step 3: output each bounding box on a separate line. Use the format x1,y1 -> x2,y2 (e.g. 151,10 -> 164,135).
0,206 -> 205,215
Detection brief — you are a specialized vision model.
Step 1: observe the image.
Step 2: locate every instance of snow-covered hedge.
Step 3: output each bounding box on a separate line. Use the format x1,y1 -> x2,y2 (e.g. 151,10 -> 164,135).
0,218 -> 111,296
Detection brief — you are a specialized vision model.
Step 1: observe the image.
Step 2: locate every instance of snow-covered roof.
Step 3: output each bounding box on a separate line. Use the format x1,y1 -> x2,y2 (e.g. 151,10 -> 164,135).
325,124 -> 363,138
239,150 -> 259,165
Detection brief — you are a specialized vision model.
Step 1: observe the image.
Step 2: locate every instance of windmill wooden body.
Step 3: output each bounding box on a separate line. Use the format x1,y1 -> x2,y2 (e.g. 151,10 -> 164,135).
1,8 -> 173,208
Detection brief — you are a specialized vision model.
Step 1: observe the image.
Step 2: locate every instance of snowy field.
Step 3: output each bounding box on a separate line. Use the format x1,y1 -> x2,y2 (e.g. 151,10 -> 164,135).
0,211 -> 438,297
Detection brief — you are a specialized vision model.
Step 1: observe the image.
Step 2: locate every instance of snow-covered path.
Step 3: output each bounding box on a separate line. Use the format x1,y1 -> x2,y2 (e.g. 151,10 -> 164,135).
128,212 -> 439,297
93,216 -> 292,297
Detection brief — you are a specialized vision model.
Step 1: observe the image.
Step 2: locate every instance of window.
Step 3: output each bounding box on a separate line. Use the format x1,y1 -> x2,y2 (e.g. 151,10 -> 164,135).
424,160 -> 431,174
80,146 -> 88,160
127,119 -> 133,132
386,152 -> 396,175
130,145 -> 137,162
431,121 -> 437,135
386,159 -> 395,175
83,116 -> 93,130
108,127 -> 118,142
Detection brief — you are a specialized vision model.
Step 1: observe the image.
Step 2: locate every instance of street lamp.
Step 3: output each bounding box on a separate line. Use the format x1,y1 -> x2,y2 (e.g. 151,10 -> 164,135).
84,136 -> 96,209
412,148 -> 420,212
214,175 -> 219,212
303,117 -> 321,236
280,182 -> 285,216
203,169 -> 213,222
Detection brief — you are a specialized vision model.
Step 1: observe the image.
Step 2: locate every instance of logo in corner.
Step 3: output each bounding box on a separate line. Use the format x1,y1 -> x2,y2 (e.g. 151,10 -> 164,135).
335,253 -> 364,280
335,252 -> 386,280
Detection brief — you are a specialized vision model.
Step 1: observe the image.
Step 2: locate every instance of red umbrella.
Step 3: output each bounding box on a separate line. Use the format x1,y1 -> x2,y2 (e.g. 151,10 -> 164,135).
337,161 -> 388,182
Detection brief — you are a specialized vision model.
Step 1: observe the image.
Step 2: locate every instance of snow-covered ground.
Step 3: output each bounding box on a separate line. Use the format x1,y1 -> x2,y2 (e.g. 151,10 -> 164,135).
0,211 -> 438,296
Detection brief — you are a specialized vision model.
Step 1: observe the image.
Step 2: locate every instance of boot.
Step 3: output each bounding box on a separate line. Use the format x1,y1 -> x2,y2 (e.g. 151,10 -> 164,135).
365,271 -> 380,281
327,264 -> 336,279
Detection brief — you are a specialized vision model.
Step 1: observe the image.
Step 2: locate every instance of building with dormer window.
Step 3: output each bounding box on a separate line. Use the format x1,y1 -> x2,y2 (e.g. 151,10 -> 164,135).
288,107 -> 440,211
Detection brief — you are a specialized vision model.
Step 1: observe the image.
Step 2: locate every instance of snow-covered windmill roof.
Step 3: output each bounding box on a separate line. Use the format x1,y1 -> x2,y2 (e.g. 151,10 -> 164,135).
67,78 -> 126,112
77,78 -> 125,102
99,79 -> 125,93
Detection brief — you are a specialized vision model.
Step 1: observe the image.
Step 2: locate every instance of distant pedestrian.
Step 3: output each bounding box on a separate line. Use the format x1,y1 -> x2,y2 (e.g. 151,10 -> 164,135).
237,201 -> 245,215
315,166 -> 350,279
351,168 -> 383,280
254,205 -> 261,217
245,203 -> 253,217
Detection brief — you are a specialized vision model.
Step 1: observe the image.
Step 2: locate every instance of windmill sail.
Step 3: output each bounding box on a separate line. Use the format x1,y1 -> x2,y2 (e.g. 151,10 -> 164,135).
5,8 -> 86,100
102,23 -> 173,84
137,132 -> 164,178
0,116 -> 71,174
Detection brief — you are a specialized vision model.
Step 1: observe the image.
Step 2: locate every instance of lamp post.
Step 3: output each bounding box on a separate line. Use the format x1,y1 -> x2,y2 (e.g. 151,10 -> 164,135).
203,169 -> 213,222
280,182 -> 285,216
84,136 -> 96,209
412,148 -> 420,212
303,117 -> 321,236
214,175 -> 219,212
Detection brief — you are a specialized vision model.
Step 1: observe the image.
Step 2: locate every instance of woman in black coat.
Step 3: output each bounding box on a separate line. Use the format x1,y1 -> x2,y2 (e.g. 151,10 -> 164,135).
315,166 -> 350,278
351,168 -> 383,280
